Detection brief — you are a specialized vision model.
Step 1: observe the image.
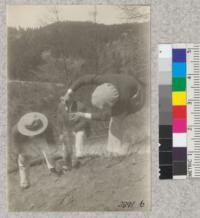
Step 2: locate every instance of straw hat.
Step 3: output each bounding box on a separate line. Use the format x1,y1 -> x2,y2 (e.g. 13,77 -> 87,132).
17,112 -> 48,137
91,83 -> 119,109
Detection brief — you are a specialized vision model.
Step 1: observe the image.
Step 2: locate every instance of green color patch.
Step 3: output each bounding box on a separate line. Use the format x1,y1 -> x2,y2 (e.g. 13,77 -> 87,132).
172,77 -> 186,91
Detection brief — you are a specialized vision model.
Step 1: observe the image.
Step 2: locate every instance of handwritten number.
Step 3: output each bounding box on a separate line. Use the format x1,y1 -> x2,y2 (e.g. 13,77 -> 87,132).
140,200 -> 145,207
117,200 -> 145,208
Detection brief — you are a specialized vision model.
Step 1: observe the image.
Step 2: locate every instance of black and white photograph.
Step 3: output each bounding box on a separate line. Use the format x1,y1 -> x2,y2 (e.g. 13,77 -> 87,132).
7,5 -> 151,211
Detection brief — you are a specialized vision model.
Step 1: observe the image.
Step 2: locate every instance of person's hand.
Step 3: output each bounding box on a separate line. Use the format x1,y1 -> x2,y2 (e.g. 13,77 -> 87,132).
60,95 -> 71,104
60,96 -> 66,105
60,90 -> 73,104
69,112 -> 85,121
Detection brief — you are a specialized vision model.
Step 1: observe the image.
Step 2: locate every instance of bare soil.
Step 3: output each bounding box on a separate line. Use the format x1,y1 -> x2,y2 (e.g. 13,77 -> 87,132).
8,139 -> 150,212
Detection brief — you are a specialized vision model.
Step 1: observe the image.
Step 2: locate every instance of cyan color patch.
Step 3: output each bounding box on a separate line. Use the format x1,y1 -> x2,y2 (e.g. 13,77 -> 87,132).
172,62 -> 186,77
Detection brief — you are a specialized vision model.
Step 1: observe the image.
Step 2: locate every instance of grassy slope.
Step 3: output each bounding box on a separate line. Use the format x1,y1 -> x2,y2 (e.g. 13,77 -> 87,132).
8,140 -> 150,212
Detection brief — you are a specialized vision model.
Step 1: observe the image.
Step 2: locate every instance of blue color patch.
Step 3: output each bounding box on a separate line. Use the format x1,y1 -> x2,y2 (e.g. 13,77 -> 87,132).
172,63 -> 186,77
172,49 -> 186,62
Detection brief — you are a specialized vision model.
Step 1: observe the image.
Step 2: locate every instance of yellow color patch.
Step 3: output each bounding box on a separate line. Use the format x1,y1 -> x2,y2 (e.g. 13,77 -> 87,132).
172,92 -> 186,105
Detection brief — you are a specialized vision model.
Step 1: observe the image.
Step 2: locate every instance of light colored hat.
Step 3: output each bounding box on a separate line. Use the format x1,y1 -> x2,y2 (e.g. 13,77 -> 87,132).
17,112 -> 48,137
91,83 -> 119,109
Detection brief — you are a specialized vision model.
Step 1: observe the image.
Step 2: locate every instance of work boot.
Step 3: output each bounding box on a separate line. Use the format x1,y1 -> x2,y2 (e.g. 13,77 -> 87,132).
59,159 -> 72,172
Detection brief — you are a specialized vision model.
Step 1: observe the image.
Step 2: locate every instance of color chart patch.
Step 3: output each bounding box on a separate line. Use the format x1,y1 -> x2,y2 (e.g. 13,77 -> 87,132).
159,44 -> 200,179
172,47 -> 187,179
159,44 -> 172,179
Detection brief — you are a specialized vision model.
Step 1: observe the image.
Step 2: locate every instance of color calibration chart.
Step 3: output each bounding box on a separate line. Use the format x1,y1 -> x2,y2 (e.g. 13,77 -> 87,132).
159,44 -> 200,179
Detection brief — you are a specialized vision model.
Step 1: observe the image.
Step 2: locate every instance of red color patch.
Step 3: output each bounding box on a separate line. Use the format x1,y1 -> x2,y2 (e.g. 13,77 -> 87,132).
172,106 -> 187,119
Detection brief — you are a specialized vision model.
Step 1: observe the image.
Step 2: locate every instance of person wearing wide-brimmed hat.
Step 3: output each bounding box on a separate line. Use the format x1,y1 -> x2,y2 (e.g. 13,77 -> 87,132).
11,112 -> 57,189
62,73 -> 144,156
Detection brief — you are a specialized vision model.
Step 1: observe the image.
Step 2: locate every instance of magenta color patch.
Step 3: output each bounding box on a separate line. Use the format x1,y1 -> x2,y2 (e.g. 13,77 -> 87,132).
173,119 -> 187,133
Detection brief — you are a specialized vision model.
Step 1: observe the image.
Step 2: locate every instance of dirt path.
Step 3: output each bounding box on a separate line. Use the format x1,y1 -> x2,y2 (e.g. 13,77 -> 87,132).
8,147 -> 150,212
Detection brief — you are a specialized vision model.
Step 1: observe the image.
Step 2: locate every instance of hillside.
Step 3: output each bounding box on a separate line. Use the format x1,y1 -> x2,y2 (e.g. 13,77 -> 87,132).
8,138 -> 150,212
8,21 -> 149,83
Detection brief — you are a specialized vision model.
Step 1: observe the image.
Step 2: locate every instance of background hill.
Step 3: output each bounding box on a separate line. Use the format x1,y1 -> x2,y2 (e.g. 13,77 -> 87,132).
8,21 -> 149,83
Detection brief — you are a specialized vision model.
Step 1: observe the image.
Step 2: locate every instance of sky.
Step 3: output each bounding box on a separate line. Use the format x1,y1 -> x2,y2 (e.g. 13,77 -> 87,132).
7,5 -> 150,28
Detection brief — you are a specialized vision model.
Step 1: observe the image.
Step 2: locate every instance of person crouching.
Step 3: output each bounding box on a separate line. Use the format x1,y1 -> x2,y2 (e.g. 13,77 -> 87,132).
11,112 -> 58,189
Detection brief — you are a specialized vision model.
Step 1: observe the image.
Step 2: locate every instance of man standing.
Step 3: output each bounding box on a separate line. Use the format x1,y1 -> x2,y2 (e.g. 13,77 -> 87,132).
57,96 -> 90,171
62,73 -> 144,156
11,112 -> 57,189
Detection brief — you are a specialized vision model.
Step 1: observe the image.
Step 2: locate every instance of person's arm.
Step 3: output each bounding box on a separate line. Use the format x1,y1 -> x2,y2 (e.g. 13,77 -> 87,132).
131,78 -> 141,97
64,74 -> 99,98
70,74 -> 99,91
91,110 -> 112,121
74,110 -> 112,121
